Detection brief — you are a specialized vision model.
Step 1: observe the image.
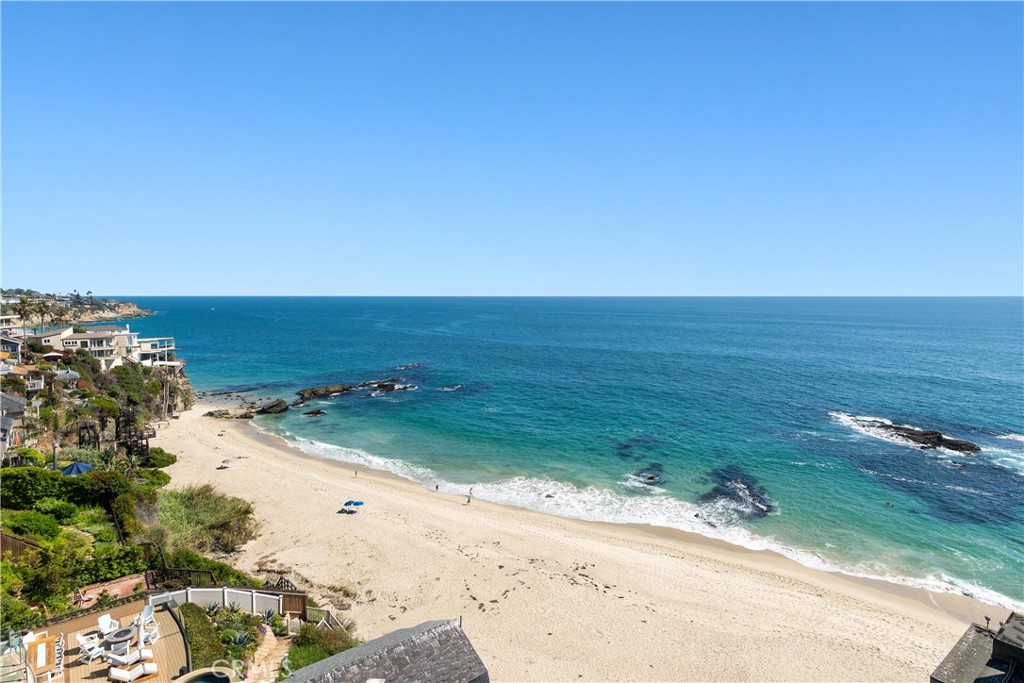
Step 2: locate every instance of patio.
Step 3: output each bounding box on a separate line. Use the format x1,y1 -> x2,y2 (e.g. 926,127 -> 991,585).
26,600 -> 187,683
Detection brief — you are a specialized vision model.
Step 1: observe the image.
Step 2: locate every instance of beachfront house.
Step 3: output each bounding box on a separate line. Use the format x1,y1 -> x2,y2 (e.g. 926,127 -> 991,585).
134,336 -> 177,364
1,336 -> 23,363
931,612 -> 1023,683
62,330 -> 121,369
25,326 -> 73,349
282,619 -> 490,683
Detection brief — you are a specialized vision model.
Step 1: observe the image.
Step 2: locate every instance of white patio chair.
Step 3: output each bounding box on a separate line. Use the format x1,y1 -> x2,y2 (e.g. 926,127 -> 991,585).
97,614 -> 119,636
139,605 -> 155,628
108,647 -> 153,667
76,633 -> 105,664
109,640 -> 130,657
140,624 -> 159,645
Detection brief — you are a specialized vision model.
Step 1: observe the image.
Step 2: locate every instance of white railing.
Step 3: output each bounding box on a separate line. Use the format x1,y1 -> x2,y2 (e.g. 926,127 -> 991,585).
149,587 -> 283,616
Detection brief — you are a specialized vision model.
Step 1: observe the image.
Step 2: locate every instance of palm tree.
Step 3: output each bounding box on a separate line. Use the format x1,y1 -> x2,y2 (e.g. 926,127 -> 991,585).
86,290 -> 94,307
33,301 -> 51,330
51,306 -> 73,327
11,297 -> 33,336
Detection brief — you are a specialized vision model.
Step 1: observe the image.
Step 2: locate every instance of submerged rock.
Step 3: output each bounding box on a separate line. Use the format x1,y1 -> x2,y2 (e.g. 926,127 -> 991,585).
633,462 -> 665,486
302,409 -> 326,417
698,465 -> 774,518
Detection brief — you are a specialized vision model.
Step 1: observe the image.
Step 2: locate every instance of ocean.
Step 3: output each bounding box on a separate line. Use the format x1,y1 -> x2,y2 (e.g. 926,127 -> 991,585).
118,297 -> 1023,608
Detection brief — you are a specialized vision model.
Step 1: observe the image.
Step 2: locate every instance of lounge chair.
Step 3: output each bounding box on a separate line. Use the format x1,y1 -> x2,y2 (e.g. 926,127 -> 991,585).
108,662 -> 158,682
139,605 -> 155,628
140,624 -> 159,645
76,633 -> 105,664
107,648 -> 153,667
97,614 -> 119,636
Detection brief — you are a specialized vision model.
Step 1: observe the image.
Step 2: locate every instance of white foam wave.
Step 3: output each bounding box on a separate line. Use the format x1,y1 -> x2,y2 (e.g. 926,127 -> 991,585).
997,433 -> 1024,443
256,421 -> 1024,611
274,429 -> 438,483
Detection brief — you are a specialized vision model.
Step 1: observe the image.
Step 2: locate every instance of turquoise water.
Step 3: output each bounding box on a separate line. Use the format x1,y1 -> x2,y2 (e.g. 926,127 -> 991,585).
120,297 -> 1023,607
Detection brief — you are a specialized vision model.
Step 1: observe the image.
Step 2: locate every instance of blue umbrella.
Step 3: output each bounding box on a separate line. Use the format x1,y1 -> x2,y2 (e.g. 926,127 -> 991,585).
343,500 -> 355,506
351,501 -> 364,506
61,461 -> 93,476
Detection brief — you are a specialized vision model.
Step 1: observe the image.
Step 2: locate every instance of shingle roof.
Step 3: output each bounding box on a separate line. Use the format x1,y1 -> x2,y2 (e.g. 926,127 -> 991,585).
283,620 -> 489,683
1,394 -> 26,413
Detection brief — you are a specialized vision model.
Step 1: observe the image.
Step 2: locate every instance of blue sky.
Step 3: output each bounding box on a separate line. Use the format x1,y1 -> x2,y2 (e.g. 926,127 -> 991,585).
3,2 -> 1021,296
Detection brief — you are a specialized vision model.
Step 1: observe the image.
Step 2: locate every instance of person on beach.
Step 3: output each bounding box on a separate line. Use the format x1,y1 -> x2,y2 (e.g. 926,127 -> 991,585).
467,487 -> 474,505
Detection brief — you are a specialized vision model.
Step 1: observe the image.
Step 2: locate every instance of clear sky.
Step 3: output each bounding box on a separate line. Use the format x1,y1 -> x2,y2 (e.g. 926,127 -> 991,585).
2,2 -> 1021,296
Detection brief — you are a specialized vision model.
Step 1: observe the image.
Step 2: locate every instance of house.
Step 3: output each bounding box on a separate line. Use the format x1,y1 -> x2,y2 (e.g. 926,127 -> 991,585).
0,394 -> 27,455
0,314 -> 23,335
62,331 -> 121,369
283,620 -> 489,683
931,612 -> 1024,683
25,327 -> 73,349
0,336 -> 22,363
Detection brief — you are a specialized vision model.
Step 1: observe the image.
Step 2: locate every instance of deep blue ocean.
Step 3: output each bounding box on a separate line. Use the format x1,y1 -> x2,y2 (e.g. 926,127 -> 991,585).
118,297 -> 1023,607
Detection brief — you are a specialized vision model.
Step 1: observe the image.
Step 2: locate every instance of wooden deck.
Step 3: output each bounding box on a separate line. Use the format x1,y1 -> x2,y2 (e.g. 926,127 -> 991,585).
38,600 -> 187,683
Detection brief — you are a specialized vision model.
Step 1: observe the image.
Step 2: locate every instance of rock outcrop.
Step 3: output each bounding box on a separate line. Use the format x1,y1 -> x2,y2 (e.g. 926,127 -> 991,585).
302,409 -> 326,417
293,378 -> 402,406
257,399 -> 289,414
849,417 -> 980,453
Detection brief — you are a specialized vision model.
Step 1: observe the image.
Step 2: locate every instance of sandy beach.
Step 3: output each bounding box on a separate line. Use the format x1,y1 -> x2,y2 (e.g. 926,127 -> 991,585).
153,403 -> 996,682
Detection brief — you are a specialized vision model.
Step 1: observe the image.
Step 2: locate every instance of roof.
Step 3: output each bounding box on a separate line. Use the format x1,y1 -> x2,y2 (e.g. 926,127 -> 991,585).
0,336 -> 22,345
283,619 -> 489,683
85,325 -> 129,333
41,350 -> 65,357
66,332 -> 117,340
26,327 -> 72,340
54,370 -> 82,381
1,394 -> 27,414
932,622 -> 1024,683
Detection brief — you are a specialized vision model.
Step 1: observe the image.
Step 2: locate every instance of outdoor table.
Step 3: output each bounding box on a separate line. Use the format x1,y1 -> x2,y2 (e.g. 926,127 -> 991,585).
104,626 -> 138,646
27,636 -> 56,676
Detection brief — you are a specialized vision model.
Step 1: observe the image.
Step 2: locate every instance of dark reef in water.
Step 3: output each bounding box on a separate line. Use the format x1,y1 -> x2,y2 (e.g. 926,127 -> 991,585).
698,465 -> 774,518
633,462 -> 665,485
851,416 -> 980,453
616,435 -> 668,459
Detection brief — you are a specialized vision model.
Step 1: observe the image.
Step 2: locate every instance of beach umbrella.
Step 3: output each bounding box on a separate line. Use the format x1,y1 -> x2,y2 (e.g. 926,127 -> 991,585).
61,462 -> 93,476
343,500 -> 355,506
352,501 -> 364,506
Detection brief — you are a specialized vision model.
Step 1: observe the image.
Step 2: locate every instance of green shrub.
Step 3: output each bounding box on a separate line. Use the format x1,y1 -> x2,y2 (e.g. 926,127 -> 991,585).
163,548 -> 262,587
148,447 -> 177,468
1,376 -> 26,394
181,602 -> 228,668
0,592 -> 43,631
135,468 -> 171,489
69,470 -> 133,506
111,493 -> 140,537
59,447 -> 106,468
80,545 -> 146,584
0,468 -> 66,509
284,623 -> 359,675
72,506 -> 120,545
158,485 -> 256,553
4,510 -> 61,541
33,498 -> 78,523
9,447 -> 46,467
88,395 -> 121,416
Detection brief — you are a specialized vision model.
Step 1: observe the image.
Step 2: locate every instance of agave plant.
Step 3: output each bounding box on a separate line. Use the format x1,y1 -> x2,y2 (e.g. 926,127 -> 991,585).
206,602 -> 220,617
232,632 -> 252,647
226,601 -> 241,614
260,609 -> 276,624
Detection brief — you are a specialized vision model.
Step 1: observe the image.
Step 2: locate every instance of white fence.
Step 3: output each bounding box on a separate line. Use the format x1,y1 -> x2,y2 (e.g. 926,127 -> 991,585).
149,587 -> 284,615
